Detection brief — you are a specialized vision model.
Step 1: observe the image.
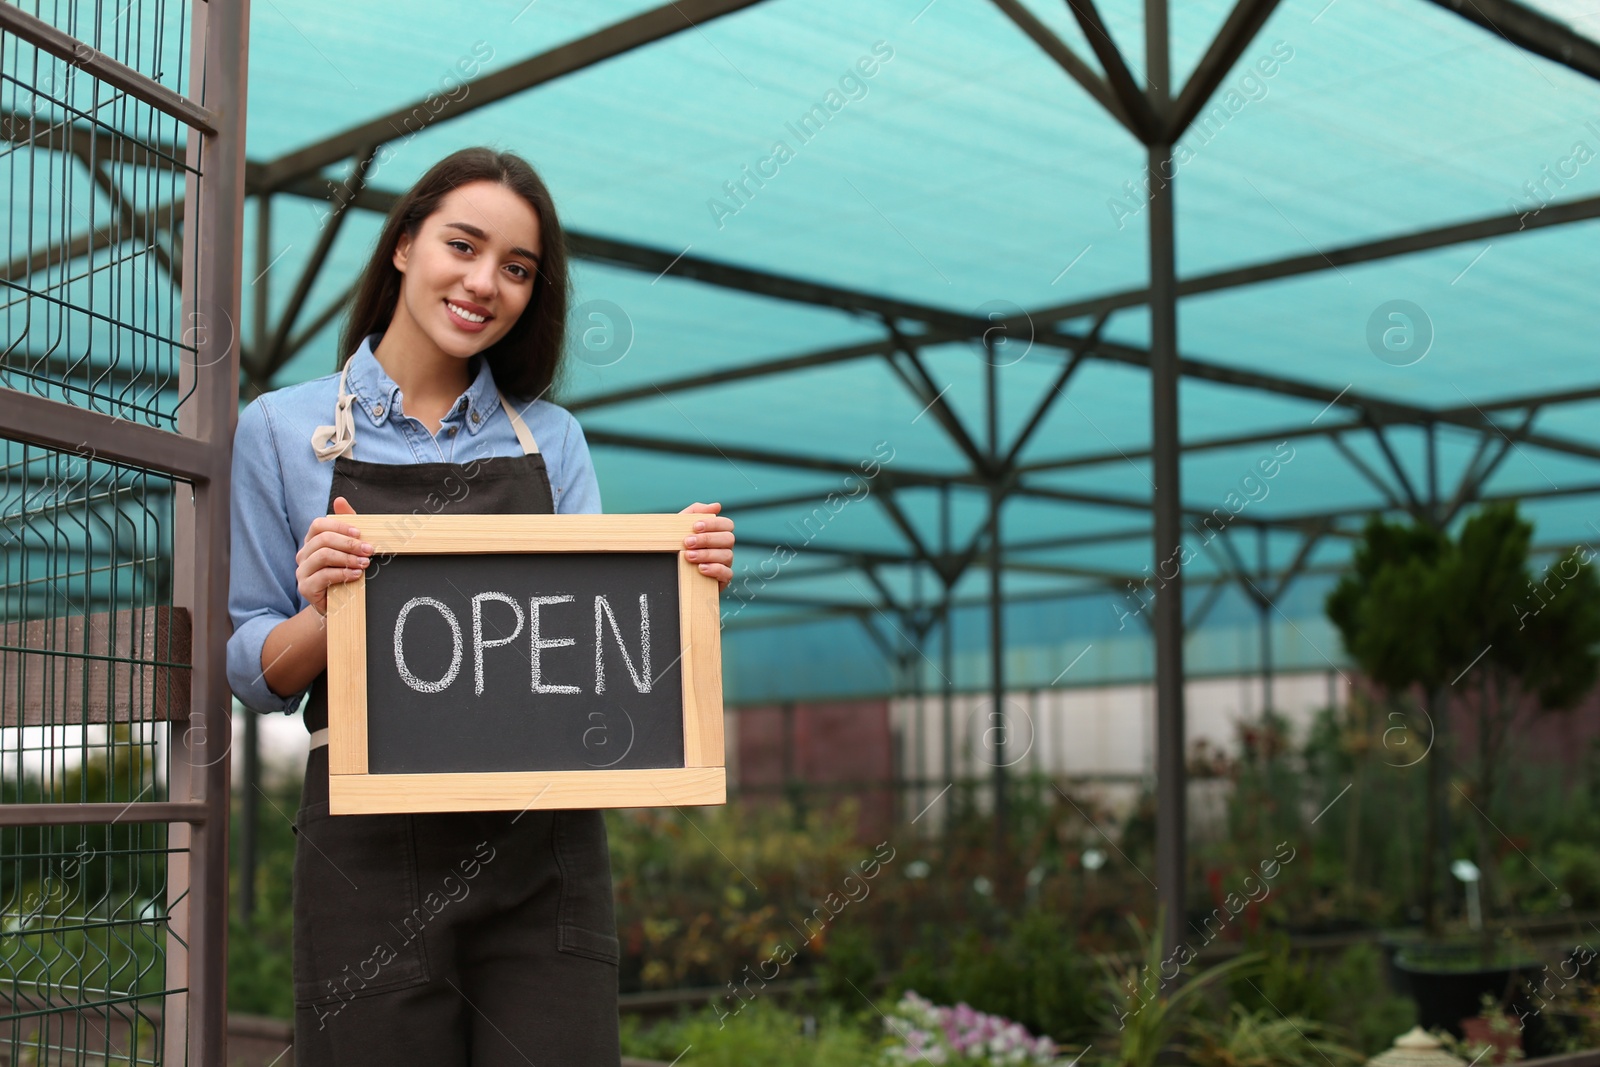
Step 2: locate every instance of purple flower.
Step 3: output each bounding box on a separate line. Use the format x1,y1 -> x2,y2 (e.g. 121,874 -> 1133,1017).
885,992 -> 1062,1065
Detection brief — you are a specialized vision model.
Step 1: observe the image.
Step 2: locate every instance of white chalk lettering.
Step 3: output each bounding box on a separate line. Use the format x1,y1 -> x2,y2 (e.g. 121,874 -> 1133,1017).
529,595 -> 580,694
594,593 -> 652,694
394,596 -> 463,693
471,592 -> 525,696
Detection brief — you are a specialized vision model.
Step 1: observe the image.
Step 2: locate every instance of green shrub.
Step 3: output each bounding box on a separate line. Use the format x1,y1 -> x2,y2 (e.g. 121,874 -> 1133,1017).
1227,935 -> 1414,1056
1188,1004 -> 1364,1067
227,775 -> 298,1018
1321,943 -> 1416,1054
608,800 -> 873,992
620,1001 -> 874,1066
888,908 -> 1095,1045
813,925 -> 879,1010
1549,842 -> 1600,911
1099,913 -> 1263,1067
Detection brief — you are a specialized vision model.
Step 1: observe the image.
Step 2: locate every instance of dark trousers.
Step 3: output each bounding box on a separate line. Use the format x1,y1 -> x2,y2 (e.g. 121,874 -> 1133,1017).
290,747 -> 621,1066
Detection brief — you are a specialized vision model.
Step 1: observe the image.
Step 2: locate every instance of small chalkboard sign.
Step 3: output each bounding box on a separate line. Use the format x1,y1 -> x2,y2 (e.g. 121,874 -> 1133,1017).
323,514 -> 725,815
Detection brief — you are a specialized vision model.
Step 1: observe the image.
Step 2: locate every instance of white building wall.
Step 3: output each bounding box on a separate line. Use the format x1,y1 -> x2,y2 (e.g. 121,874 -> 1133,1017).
889,669 -> 1347,831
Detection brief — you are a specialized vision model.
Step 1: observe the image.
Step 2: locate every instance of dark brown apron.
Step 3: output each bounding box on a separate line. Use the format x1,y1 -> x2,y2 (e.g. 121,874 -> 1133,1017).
290,364 -> 620,1066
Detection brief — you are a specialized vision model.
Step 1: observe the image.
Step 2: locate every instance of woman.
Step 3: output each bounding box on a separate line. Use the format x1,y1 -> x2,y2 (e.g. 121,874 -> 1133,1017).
225,147 -> 735,1065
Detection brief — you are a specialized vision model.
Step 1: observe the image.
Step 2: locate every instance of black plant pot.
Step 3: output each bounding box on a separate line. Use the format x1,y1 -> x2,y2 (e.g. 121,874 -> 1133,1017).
1394,951 -> 1543,1037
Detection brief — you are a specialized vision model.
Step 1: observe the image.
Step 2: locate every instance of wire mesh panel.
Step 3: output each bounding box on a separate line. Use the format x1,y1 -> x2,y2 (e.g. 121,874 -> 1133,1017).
0,435 -> 184,1065
0,0 -> 243,1063
1,1 -> 196,429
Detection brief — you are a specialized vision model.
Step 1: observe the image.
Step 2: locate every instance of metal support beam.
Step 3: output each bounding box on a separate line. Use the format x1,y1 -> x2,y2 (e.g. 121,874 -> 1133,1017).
1077,333 -> 1600,466
250,168 -> 1600,362
985,343 -> 1008,857
572,334 -> 891,412
986,0 -> 1140,137
1363,416 -> 1426,517
1257,527 -> 1273,714
254,0 -> 769,191
1183,575 -> 1227,633
261,146 -> 377,378
571,233 -> 977,334
596,425 -> 1326,530
873,487 -> 937,567
1327,432 -> 1405,512
882,328 -> 991,475
1000,313 -> 1106,473
1445,381 -> 1600,418
939,487 -> 956,820
1145,0 -> 1186,959
0,801 -> 210,827
1270,521 -> 1333,601
724,469 -> 1600,580
1423,0 -> 1600,86
172,1 -> 250,1062
1440,407 -> 1541,523
0,388 -> 216,482
726,532 -> 1593,633
210,165 -> 1600,458
1027,193 -> 1600,328
1067,0 -> 1163,140
1023,417 -> 1361,474
853,613 -> 896,662
1169,0 -> 1282,139
860,562 -> 906,617
910,564 -> 926,824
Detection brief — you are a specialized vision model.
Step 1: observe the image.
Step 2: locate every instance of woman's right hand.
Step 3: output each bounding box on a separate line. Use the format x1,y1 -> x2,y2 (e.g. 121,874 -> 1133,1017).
296,496 -> 373,617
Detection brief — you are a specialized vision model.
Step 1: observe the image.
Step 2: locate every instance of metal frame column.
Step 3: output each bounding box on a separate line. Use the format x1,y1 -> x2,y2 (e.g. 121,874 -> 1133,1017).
1144,0 -> 1187,956
172,0 -> 250,1061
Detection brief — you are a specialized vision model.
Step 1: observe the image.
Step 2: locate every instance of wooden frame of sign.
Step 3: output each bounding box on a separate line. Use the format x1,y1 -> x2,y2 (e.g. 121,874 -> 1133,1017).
323,514 -> 725,815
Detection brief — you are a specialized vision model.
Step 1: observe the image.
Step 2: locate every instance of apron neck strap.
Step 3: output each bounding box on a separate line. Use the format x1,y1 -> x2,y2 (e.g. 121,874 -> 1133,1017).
310,364 -> 542,459
499,395 -> 540,455
310,365 -> 356,462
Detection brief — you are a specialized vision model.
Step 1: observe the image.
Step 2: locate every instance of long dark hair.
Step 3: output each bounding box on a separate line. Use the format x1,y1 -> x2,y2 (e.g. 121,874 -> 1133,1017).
339,147 -> 570,402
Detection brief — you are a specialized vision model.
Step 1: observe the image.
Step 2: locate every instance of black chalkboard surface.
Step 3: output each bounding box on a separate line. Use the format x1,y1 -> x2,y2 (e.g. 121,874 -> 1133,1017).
362,551 -> 683,774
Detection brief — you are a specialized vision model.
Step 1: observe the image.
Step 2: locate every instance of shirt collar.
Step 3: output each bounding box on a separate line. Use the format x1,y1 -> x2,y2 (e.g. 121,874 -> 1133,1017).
345,334 -> 500,434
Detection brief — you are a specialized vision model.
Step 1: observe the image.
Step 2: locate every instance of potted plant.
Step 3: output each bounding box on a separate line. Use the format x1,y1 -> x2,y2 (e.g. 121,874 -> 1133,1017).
1327,502 -> 1600,1031
1457,993 -> 1525,1064
1393,937 -> 1542,1037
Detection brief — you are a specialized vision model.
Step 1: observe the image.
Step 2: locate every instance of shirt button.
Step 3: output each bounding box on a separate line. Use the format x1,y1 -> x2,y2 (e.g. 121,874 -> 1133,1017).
448,427 -> 458,436
373,405 -> 384,418
470,411 -> 481,425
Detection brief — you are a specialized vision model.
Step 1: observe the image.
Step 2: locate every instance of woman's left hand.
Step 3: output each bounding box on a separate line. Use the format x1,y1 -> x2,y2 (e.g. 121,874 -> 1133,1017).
680,501 -> 735,592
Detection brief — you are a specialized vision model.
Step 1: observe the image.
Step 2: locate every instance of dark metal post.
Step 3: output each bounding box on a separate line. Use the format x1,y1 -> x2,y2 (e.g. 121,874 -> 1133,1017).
940,485 -> 955,828
911,564 -> 925,824
986,345 -> 1007,859
891,632 -> 908,825
1257,525 -> 1273,719
1145,0 -> 1186,956
174,0 -> 250,1059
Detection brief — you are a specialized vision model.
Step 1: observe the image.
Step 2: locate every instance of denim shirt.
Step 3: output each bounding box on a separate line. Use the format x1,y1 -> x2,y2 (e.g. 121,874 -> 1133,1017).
225,334 -> 602,714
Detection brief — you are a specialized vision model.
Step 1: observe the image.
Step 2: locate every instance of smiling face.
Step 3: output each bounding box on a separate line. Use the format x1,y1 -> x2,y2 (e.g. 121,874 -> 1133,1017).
388,179 -> 543,363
